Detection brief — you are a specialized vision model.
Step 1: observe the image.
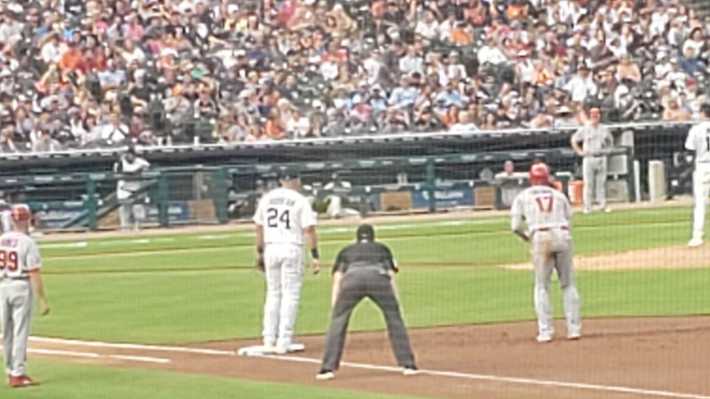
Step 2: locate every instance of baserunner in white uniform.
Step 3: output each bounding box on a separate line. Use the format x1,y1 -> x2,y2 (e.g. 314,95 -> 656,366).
686,104 -> 710,247
253,171 -> 319,354
511,163 -> 582,343
0,204 -> 50,388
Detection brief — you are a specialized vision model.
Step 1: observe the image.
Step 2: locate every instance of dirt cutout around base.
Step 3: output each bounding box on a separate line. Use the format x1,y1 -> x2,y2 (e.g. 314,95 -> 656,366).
503,244 -> 710,271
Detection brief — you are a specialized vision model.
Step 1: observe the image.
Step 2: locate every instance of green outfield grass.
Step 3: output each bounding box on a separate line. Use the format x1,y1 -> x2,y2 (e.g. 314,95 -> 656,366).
31,205 -> 710,343
10,205 -> 710,399
5,359 -> 424,399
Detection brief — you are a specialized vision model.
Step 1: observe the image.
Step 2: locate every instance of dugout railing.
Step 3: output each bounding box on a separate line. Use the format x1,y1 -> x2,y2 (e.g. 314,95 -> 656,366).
0,145 -> 633,231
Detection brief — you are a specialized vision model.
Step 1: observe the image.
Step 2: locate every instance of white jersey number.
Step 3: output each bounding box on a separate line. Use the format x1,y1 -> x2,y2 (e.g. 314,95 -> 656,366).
267,208 -> 291,230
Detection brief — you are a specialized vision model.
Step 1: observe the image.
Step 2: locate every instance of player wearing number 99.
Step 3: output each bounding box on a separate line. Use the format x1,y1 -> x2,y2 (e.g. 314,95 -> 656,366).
685,104 -> 710,247
511,163 -> 582,343
253,172 -> 320,354
0,204 -> 49,388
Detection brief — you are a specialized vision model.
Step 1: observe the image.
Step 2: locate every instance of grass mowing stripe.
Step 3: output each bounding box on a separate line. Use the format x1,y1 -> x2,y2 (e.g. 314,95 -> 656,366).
33,266 -> 710,343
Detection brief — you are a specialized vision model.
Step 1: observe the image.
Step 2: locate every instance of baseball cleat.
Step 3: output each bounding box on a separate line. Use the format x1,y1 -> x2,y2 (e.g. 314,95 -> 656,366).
287,342 -> 305,352
688,238 -> 704,247
274,342 -> 306,355
316,370 -> 335,381
9,375 -> 36,388
567,332 -> 582,340
536,334 -> 553,343
402,366 -> 420,376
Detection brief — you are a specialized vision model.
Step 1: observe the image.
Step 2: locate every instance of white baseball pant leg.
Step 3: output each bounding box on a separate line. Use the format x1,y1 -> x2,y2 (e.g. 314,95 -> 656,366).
1,280 -> 33,377
583,157 -> 607,211
262,244 -> 304,348
118,200 -> 133,231
692,164 -> 710,240
532,231 -> 555,338
551,233 -> 582,337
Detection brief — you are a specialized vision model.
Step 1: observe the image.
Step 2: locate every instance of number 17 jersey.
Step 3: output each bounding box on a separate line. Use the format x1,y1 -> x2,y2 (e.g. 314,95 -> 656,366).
253,187 -> 317,246
511,185 -> 571,232
685,121 -> 710,164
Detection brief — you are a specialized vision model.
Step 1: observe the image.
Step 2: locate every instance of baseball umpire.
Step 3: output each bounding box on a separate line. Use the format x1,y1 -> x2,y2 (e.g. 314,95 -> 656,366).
511,163 -> 582,343
316,224 -> 417,381
1,204 -> 50,388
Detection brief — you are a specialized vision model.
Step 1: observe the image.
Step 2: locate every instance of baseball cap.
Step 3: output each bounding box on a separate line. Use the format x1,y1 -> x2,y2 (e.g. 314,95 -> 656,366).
356,224 -> 375,242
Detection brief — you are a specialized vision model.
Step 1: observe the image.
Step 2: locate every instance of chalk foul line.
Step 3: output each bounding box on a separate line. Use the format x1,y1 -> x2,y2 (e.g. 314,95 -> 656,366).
28,336 -> 709,399
28,348 -> 170,365
265,354 -> 710,399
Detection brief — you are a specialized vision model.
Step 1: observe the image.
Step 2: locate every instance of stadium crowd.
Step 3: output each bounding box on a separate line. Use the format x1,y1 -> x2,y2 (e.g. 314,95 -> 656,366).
0,0 -> 708,152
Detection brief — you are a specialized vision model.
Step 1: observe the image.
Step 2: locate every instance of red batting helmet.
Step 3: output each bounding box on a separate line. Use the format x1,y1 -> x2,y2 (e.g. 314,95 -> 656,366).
529,163 -> 550,186
11,204 -> 32,223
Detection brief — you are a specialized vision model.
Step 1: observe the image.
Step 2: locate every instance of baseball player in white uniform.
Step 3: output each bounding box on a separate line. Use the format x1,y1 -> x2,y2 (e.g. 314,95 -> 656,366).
0,204 -> 49,388
250,172 -> 320,355
570,107 -> 613,213
114,147 -> 150,231
511,163 -> 582,343
685,104 -> 710,247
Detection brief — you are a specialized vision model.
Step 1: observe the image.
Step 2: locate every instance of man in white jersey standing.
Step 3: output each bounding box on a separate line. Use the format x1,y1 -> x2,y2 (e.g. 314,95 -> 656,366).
570,107 -> 613,213
0,204 -> 49,387
114,146 -> 150,231
511,163 -> 582,343
686,104 -> 710,247
246,171 -> 320,355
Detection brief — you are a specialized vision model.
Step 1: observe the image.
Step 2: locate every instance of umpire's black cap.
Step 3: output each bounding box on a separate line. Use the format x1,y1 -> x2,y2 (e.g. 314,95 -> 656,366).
356,224 -> 375,242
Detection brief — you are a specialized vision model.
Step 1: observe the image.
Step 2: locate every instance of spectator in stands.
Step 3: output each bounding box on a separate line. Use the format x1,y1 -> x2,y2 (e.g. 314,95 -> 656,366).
0,0 -> 704,153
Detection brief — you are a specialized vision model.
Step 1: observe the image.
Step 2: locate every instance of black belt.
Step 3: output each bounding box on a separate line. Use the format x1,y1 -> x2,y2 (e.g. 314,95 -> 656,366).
536,226 -> 569,232
0,276 -> 29,281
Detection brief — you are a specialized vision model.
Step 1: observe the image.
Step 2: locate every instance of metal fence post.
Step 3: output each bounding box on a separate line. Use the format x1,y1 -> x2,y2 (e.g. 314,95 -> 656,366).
85,176 -> 97,231
213,167 -> 229,224
426,158 -> 436,213
158,172 -> 169,228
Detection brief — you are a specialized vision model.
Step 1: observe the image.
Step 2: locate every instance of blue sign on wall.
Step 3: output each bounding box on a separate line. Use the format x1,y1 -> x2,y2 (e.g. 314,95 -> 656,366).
411,188 -> 474,209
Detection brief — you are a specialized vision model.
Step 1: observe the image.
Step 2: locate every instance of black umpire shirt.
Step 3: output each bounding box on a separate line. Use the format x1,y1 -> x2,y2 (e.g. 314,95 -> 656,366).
332,241 -> 398,275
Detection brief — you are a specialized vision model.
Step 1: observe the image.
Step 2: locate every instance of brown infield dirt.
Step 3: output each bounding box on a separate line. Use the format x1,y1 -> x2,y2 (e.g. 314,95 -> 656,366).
30,316 -> 710,399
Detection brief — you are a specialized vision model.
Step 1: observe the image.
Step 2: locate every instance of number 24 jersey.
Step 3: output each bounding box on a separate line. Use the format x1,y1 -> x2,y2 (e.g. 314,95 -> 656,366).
253,188 -> 317,246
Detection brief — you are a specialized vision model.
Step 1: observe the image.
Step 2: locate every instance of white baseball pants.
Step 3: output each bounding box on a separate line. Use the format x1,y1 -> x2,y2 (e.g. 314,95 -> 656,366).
1,279 -> 33,377
262,244 -> 304,348
531,229 -> 581,338
582,156 -> 607,212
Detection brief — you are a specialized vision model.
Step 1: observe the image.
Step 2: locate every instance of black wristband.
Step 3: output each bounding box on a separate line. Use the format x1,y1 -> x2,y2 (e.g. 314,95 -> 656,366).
257,246 -> 264,255
310,248 -> 320,259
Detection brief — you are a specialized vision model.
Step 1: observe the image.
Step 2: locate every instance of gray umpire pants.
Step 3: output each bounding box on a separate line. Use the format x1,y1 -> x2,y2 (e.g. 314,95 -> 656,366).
321,269 -> 416,371
582,156 -> 607,211
1,279 -> 33,377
